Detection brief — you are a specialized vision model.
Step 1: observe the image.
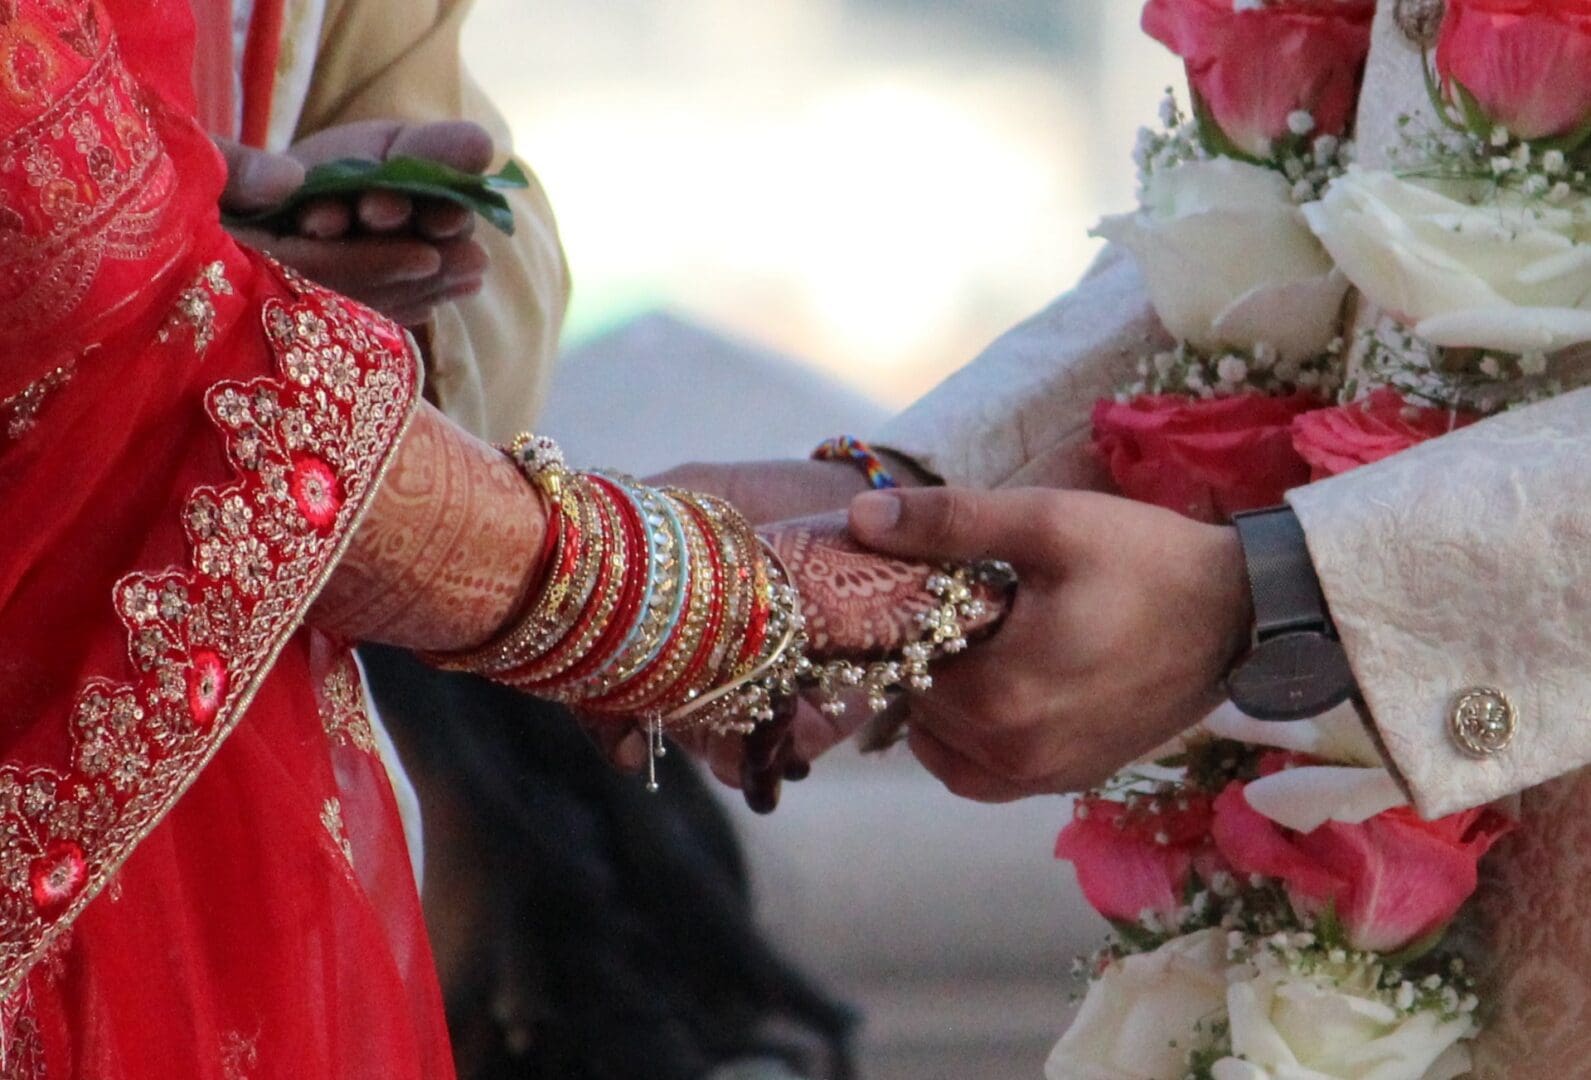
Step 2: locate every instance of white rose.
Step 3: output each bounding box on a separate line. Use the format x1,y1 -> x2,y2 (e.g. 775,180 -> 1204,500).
1303,166 -> 1591,356
1093,159 -> 1349,363
1202,702 -> 1408,833
1046,930 -> 1228,1080
1213,955 -> 1473,1080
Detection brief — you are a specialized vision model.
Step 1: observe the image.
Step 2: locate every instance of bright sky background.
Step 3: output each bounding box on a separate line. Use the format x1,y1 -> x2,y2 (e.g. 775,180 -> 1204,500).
463,1 -> 1179,406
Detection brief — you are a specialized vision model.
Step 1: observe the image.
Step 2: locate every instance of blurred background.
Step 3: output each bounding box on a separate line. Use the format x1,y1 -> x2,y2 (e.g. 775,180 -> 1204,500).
465,0 -> 1178,408
461,3 -> 1179,1077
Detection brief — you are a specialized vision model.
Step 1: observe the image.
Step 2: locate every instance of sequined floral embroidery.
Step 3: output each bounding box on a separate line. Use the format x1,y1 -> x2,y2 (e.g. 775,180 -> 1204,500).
0,20 -> 178,345
0,264 -> 419,998
220,1030 -> 259,1080
0,983 -> 44,1080
0,361 -> 72,440
319,653 -> 378,755
158,262 -> 233,354
320,797 -> 353,868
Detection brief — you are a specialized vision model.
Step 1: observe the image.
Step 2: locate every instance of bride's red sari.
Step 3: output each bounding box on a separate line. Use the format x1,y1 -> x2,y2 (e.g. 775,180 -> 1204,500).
0,0 -> 453,1073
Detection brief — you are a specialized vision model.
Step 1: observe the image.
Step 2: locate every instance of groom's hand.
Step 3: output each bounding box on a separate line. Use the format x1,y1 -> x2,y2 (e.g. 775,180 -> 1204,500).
218,120 -> 493,326
848,487 -> 1253,801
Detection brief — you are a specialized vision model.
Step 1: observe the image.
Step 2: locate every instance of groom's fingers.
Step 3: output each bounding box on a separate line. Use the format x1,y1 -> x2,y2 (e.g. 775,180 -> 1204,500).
907,725 -> 1037,804
847,487 -> 1073,570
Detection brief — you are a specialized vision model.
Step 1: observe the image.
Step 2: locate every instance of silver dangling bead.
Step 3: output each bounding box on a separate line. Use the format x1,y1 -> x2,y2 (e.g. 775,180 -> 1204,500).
645,719 -> 666,793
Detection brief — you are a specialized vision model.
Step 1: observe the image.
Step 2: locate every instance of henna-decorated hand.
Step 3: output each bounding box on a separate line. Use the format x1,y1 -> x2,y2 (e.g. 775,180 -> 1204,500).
645,512 -> 1007,812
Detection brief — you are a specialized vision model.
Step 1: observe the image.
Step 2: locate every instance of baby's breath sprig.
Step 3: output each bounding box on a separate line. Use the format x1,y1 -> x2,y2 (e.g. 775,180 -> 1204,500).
1391,51 -> 1591,203
1388,115 -> 1591,205
1134,90 -> 1352,204
1134,90 -> 1211,191
1348,321 -> 1567,415
1119,339 -> 1345,402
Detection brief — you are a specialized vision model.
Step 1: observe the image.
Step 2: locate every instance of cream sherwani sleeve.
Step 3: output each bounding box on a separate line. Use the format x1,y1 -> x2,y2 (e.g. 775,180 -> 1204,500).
1286,3 -> 1591,819
295,0 -> 571,442
873,245 -> 1168,491
876,0 -> 1591,819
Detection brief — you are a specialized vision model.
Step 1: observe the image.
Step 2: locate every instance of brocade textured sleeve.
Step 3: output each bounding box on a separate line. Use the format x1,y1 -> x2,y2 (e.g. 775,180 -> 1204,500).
871,245 -> 1168,491
1287,386 -> 1591,818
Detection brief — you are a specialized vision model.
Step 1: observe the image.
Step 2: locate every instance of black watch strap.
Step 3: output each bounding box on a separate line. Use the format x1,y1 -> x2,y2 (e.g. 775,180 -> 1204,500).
1231,506 -> 1331,641
1226,506 -> 1357,721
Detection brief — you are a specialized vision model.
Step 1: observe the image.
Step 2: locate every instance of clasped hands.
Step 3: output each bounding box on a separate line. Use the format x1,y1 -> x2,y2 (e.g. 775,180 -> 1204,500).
695,486 -> 1256,807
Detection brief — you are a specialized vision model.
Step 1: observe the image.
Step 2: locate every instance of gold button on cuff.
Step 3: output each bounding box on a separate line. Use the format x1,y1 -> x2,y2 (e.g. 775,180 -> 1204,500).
1449,687 -> 1517,758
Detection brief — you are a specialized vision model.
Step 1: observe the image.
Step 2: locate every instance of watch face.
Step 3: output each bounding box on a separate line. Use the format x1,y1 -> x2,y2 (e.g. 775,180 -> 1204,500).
1227,633 -> 1355,722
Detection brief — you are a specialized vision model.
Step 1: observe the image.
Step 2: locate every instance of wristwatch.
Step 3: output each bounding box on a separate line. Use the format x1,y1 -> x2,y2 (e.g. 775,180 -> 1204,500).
1225,506 -> 1358,721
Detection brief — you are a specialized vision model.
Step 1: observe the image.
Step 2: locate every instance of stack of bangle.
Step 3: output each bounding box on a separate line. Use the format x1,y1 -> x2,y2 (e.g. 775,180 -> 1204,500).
431,435 -> 1004,788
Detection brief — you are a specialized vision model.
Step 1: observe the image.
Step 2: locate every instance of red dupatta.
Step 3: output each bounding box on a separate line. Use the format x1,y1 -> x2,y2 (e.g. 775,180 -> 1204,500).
0,0 -> 454,1074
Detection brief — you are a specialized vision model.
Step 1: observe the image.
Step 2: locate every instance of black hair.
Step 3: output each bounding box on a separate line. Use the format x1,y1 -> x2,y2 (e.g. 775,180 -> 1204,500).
359,644 -> 857,1080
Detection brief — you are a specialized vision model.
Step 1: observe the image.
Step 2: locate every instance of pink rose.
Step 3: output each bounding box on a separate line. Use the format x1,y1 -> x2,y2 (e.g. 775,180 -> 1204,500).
1143,0 -> 1376,158
1291,387 -> 1477,480
1056,793 -> 1222,924
1437,0 -> 1591,142
1092,392 -> 1321,524
1212,765 -> 1513,952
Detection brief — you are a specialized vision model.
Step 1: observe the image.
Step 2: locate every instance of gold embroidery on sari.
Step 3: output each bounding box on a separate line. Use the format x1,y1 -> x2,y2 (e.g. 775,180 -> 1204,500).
0,361 -> 72,439
0,983 -> 44,1080
0,264 -> 420,999
320,797 -> 353,867
0,33 -> 178,345
220,1030 -> 259,1080
158,261 -> 233,354
319,653 -> 378,755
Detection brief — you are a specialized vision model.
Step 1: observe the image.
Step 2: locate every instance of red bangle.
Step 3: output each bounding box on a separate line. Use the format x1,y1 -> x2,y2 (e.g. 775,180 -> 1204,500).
511,481 -> 623,687
551,476 -> 650,686
639,500 -> 728,714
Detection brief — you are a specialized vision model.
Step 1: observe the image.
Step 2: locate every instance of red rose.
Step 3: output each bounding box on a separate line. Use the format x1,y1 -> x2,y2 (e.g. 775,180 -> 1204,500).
1092,392 -> 1321,524
1055,793 -> 1222,924
1143,0 -> 1375,158
1437,0 -> 1591,142
1291,387 -> 1477,480
1212,774 -> 1512,952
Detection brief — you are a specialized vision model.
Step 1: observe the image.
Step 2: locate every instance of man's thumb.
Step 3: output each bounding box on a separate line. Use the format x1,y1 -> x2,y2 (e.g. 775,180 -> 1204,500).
848,487 -> 1011,563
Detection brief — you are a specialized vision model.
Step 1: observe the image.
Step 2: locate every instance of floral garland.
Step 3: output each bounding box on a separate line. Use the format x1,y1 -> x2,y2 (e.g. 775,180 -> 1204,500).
1053,1 -> 1591,1078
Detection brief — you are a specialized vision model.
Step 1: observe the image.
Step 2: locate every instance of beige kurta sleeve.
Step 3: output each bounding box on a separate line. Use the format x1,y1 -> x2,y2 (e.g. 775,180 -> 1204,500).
295,0 -> 570,442
1288,1 -> 1591,818
871,244 -> 1169,491
1286,387 -> 1591,819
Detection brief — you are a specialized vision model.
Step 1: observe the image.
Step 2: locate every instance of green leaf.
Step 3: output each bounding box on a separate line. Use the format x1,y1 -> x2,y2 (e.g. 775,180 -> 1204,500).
225,156 -> 530,236
1534,114 -> 1591,157
1107,919 -> 1165,954
1421,50 -> 1468,135
1189,90 -> 1266,166
1450,80 -> 1495,140
1382,925 -> 1451,971
1314,900 -> 1347,950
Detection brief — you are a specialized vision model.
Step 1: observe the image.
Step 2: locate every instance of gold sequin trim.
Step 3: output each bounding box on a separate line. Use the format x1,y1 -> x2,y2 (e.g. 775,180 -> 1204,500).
0,262 -> 421,999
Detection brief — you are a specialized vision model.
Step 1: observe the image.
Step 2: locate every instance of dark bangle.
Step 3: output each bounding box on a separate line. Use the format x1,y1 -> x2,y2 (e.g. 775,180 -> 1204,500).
811,435 -> 900,490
